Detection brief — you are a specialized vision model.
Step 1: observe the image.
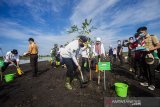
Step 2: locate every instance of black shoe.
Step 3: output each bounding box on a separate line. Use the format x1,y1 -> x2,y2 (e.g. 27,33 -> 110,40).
155,69 -> 160,73
32,74 -> 37,77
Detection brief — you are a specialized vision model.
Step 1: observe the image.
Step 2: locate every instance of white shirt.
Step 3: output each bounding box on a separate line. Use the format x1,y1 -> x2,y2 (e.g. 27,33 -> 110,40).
50,49 -> 53,54
61,40 -> 79,66
58,47 -> 65,56
4,51 -> 19,63
79,45 -> 91,58
113,49 -> 117,55
93,43 -> 105,56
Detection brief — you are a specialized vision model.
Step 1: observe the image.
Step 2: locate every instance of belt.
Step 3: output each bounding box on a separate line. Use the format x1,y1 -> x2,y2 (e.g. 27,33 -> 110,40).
30,54 -> 38,55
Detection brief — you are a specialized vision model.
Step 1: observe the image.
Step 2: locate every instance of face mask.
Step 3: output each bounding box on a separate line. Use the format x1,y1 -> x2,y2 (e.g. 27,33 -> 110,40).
79,43 -> 84,47
139,33 -> 145,37
130,40 -> 133,43
118,41 -> 121,45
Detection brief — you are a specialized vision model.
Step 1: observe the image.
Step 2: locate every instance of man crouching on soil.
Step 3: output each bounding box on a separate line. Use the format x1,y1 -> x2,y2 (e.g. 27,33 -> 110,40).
61,35 -> 88,90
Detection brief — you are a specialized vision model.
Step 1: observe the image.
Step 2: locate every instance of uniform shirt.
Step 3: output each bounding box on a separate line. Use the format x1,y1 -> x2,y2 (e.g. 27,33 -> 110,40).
50,47 -> 58,56
93,43 -> 105,56
61,40 -> 80,66
144,34 -> 159,49
4,51 -> 19,63
28,42 -> 38,54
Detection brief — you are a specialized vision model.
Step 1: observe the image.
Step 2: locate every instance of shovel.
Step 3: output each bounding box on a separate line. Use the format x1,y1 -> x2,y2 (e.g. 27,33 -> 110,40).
88,58 -> 92,81
98,57 -> 101,85
78,68 -> 88,85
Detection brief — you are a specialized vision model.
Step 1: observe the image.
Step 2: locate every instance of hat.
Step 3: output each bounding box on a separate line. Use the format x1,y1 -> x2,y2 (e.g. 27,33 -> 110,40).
28,38 -> 34,42
145,53 -> 154,64
96,37 -> 101,42
137,26 -> 147,32
129,37 -> 133,40
79,35 -> 88,43
11,49 -> 18,54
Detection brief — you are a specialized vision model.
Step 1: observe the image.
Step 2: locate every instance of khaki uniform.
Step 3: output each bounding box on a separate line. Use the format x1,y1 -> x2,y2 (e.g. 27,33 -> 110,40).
144,34 -> 159,49
142,34 -> 159,85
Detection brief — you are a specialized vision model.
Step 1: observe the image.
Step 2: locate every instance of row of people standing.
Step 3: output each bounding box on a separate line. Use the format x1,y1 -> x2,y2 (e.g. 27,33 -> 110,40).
126,26 -> 160,91
108,44 -> 123,65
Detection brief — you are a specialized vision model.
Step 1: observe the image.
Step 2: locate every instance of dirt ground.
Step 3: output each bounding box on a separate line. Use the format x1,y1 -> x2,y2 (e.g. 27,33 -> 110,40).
0,61 -> 160,107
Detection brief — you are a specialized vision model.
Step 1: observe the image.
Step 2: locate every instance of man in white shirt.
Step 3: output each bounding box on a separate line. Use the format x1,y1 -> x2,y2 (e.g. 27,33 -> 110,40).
113,48 -> 117,63
58,45 -> 65,68
1,49 -> 19,73
61,35 -> 88,90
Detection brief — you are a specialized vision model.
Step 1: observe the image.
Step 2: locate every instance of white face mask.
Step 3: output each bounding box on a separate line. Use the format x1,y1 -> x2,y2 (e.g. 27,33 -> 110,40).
129,40 -> 133,43
118,41 -> 121,45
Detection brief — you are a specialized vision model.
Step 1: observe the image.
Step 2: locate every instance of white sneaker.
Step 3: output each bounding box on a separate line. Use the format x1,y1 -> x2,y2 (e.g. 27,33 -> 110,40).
155,69 -> 160,73
129,68 -> 132,72
148,85 -> 155,91
140,82 -> 149,87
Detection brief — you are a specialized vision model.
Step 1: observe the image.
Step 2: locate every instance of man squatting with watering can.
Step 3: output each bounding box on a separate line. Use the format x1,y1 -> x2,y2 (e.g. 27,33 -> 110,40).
0,49 -> 20,77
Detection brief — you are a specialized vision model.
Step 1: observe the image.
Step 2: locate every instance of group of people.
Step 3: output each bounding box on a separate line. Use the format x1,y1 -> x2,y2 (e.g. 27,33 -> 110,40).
108,43 -> 124,65
124,26 -> 160,91
1,26 -> 160,91
57,36 -> 107,90
0,38 -> 39,79
107,26 -> 160,91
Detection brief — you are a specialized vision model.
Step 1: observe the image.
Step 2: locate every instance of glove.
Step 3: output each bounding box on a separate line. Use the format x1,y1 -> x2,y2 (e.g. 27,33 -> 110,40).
23,52 -> 27,56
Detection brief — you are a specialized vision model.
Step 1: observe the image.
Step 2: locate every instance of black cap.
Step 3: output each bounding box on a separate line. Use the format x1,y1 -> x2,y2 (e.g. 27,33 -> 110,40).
137,26 -> 147,32
129,37 -> 133,40
11,49 -> 18,54
28,38 -> 34,42
79,35 -> 88,43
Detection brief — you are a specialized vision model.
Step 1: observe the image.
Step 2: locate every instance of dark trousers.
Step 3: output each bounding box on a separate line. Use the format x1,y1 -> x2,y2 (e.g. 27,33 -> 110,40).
63,58 -> 77,80
134,58 -> 144,77
113,54 -> 116,63
142,53 -> 159,85
1,60 -> 17,72
109,55 -> 113,63
30,54 -> 38,76
81,57 -> 89,72
117,54 -> 123,64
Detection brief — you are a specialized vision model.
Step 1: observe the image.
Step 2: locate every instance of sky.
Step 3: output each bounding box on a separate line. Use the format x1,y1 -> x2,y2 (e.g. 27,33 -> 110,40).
0,0 -> 160,55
